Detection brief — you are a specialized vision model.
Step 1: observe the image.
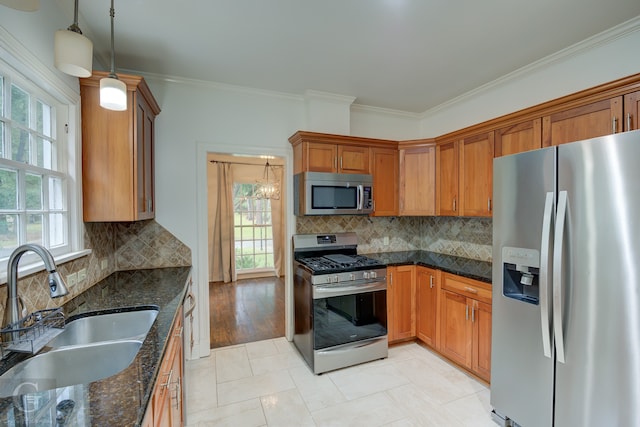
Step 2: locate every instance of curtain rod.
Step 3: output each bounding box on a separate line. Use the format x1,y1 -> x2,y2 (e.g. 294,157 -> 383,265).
210,160 -> 282,167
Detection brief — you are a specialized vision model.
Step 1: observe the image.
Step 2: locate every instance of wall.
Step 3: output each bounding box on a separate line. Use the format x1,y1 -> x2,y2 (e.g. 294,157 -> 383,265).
296,216 -> 492,262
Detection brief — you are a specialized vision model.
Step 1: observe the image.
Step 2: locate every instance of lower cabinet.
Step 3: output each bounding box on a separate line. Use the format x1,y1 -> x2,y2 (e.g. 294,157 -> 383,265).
439,273 -> 492,382
415,267 -> 439,348
387,265 -> 416,343
146,306 -> 184,427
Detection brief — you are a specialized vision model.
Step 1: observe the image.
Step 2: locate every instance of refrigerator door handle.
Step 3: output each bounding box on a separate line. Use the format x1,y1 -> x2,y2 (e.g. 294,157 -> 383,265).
553,190 -> 568,364
540,191 -> 554,358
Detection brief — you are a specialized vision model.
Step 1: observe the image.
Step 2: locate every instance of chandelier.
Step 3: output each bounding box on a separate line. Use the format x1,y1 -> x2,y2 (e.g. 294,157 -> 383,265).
255,161 -> 280,200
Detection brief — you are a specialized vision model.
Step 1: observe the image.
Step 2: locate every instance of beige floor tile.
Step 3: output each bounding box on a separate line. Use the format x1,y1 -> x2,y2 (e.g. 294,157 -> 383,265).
246,339 -> 280,359
328,362 -> 411,400
260,389 -> 316,426
445,389 -> 495,427
289,366 -> 347,412
215,345 -> 253,383
186,357 -> 218,412
217,370 -> 296,406
189,398 -> 265,427
385,383 -> 464,426
311,391 -> 405,427
250,350 -> 306,375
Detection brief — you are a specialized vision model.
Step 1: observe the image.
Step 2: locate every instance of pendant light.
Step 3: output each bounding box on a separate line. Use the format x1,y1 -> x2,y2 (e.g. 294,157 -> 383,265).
54,0 -> 93,78
99,0 -> 127,111
255,160 -> 281,200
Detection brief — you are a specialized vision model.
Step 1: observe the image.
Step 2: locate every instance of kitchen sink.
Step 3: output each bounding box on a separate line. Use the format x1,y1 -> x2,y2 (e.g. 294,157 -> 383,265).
0,340 -> 143,398
46,306 -> 159,348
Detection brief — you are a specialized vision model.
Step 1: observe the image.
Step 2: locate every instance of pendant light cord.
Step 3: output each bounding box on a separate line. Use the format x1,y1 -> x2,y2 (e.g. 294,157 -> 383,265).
108,0 -> 117,79
67,0 -> 82,34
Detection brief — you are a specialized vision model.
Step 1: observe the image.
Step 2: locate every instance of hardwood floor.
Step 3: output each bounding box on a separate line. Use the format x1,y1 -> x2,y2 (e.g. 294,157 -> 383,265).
209,276 -> 285,349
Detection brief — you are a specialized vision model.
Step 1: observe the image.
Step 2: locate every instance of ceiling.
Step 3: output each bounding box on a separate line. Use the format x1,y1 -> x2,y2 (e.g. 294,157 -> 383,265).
71,0 -> 640,113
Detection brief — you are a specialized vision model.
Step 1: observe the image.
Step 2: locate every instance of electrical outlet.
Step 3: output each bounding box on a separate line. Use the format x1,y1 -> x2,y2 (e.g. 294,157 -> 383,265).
383,236 -> 389,246
67,272 -> 78,288
101,259 -> 108,270
78,268 -> 87,282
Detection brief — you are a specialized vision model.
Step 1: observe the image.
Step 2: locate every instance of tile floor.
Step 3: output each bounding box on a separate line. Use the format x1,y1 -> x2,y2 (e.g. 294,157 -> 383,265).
185,338 -> 495,426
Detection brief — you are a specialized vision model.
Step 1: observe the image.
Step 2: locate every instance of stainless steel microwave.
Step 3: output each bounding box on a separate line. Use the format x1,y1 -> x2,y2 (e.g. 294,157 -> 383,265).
294,172 -> 373,215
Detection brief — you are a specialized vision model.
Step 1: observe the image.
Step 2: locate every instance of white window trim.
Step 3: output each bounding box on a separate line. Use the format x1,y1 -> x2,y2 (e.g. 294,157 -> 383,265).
0,26 -> 85,278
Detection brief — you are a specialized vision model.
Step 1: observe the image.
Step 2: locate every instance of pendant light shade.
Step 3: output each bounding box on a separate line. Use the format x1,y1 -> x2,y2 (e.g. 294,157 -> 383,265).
99,0 -> 127,111
99,76 -> 127,111
54,29 -> 93,78
54,0 -> 93,78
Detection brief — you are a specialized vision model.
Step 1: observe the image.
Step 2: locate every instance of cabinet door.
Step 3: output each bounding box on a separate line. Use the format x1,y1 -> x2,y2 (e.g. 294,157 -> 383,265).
472,300 -> 492,382
370,147 -> 398,216
307,142 -> 338,172
495,118 -> 542,157
440,290 -> 472,369
137,95 -> 155,220
338,145 -> 369,174
542,97 -> 623,146
624,91 -> 640,131
416,267 -> 439,348
436,140 -> 459,216
387,266 -> 416,342
399,146 -> 436,215
459,132 -> 494,217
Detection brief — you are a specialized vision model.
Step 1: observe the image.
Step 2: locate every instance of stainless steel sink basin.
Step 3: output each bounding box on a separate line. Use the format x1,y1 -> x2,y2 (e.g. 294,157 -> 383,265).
0,340 -> 142,398
46,307 -> 158,348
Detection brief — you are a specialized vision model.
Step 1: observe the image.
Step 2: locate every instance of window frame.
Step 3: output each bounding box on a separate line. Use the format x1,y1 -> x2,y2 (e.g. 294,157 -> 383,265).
0,35 -> 87,282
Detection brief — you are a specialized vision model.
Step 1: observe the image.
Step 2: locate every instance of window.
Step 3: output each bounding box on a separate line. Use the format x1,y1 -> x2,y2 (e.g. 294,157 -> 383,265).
0,56 -> 77,268
233,183 -> 274,272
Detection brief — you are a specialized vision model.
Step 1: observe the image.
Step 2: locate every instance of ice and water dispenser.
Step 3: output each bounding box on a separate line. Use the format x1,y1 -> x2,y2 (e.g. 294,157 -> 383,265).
502,247 -> 540,305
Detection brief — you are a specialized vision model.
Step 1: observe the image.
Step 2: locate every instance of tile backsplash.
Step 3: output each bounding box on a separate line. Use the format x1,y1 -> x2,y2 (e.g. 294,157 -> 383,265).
296,215 -> 492,262
0,220 -> 191,324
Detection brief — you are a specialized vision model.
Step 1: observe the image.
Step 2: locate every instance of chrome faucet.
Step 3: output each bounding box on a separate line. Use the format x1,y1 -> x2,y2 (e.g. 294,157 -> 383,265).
3,244 -> 69,330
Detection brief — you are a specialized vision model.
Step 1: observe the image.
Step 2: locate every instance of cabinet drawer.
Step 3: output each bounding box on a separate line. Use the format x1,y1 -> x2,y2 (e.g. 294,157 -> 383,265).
442,274 -> 492,304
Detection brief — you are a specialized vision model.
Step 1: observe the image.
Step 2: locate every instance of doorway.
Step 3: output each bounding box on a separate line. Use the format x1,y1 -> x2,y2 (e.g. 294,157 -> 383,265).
206,153 -> 287,349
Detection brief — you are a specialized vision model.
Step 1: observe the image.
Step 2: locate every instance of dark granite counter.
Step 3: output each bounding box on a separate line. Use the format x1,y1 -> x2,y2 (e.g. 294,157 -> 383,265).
365,251 -> 492,283
0,267 -> 191,427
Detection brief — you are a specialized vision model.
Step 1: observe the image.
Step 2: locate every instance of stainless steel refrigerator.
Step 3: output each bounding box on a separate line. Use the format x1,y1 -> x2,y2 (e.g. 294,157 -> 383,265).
491,129 -> 640,427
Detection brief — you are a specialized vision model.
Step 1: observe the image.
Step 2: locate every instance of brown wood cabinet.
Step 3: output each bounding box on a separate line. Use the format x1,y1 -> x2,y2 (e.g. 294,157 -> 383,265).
80,71 -> 160,222
440,272 -> 492,382
148,307 -> 184,427
387,265 -> 416,343
495,118 -> 542,157
624,90 -> 640,131
290,131 -> 375,174
542,97 -> 622,147
416,266 -> 440,349
459,132 -> 493,217
399,144 -> 436,216
370,147 -> 398,216
436,140 -> 459,216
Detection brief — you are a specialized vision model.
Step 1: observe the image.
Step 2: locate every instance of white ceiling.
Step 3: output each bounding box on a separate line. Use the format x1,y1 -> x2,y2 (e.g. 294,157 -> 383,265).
72,0 -> 640,113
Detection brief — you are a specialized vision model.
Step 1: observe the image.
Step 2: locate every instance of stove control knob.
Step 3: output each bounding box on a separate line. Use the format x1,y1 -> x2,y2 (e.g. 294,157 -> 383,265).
363,271 -> 370,279
370,271 -> 377,279
349,273 -> 355,281
333,275 -> 339,283
325,276 -> 333,284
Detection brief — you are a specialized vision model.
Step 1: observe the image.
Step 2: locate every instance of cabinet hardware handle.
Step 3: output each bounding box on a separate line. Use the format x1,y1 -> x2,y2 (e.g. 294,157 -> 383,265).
472,305 -> 476,323
628,113 -> 632,131
612,116 -> 618,134
465,304 -> 469,320
161,369 -> 173,389
453,198 -> 456,212
429,275 -> 434,289
175,326 -> 184,338
389,273 -> 393,287
172,377 -> 181,410
488,198 -> 492,212
464,286 -> 478,294
340,157 -> 343,170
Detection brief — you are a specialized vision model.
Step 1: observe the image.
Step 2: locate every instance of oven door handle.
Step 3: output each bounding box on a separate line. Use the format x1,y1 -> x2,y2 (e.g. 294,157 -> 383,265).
313,280 -> 387,299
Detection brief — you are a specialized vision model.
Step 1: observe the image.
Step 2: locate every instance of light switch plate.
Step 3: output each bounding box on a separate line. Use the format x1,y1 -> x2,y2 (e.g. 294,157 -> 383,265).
101,259 -> 108,270
67,272 -> 77,287
78,268 -> 87,282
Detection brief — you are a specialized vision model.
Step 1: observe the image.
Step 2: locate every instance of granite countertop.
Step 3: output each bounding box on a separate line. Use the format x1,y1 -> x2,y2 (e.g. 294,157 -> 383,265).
0,266 -> 191,427
365,251 -> 492,283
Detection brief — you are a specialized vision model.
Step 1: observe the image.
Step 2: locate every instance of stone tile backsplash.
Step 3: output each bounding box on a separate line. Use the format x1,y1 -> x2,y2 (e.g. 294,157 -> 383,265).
0,220 -> 191,324
296,215 -> 492,262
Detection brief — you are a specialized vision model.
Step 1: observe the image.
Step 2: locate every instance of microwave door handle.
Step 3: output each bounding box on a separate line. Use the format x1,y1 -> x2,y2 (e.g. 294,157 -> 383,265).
357,185 -> 364,210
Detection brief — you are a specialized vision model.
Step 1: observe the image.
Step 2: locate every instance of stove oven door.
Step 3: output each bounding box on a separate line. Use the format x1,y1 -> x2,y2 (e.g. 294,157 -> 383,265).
312,280 -> 387,350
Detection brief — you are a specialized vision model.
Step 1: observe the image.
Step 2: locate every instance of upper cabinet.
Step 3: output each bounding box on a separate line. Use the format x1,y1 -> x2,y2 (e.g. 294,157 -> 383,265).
459,132 -> 493,217
436,133 -> 493,217
623,90 -> 640,131
290,131 -> 376,174
80,71 -> 161,222
494,118 -> 542,157
542,97 -> 623,146
370,147 -> 399,216
399,142 -> 436,216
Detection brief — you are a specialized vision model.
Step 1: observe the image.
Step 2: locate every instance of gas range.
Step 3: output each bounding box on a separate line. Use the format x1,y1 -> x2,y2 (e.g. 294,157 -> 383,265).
293,233 -> 386,285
